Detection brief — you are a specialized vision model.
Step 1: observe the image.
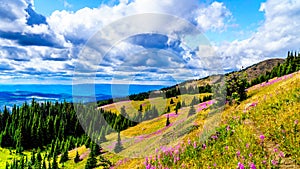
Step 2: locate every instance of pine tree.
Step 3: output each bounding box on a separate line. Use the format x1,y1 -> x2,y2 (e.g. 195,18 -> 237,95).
166,106 -> 170,113
170,99 -> 174,104
74,150 -> 80,163
114,132 -> 123,153
120,106 -> 128,119
85,145 -> 97,169
182,101 -> 186,107
42,160 -> 47,169
93,142 -> 101,156
226,72 -> 247,104
188,105 -> 196,116
59,149 -> 68,163
138,104 -> 143,112
52,153 -> 59,169
166,115 -> 170,126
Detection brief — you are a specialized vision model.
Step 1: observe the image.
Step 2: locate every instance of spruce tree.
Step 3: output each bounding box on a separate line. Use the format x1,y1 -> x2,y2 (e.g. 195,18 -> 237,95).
166,115 -> 170,126
74,151 -> 80,163
170,99 -> 174,104
42,160 -> 47,169
114,132 -> 123,153
85,146 -> 97,169
52,154 -> 59,169
167,106 -> 170,113
99,127 -> 106,143
175,106 -> 178,115
59,149 -> 68,163
188,105 -> 196,116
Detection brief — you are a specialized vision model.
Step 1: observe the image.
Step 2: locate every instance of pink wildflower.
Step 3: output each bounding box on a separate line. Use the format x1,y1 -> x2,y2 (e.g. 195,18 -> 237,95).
259,134 -> 265,141
237,162 -> 245,169
279,151 -> 285,158
211,135 -> 218,139
249,153 -> 253,157
246,143 -> 250,148
249,163 -> 256,169
271,160 -> 278,166
226,125 -> 230,131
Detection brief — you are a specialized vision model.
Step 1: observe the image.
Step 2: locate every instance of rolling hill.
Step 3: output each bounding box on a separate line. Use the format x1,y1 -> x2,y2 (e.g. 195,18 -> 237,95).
3,56 -> 300,169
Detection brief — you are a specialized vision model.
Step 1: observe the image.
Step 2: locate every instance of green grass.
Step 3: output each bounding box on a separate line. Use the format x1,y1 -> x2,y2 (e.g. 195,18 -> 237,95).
101,93 -> 211,117
0,148 -> 37,169
144,71 -> 300,168
2,71 -> 299,169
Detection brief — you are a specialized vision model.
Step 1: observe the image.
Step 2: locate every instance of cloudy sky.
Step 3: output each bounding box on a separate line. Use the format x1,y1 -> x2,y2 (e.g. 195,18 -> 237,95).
0,0 -> 299,85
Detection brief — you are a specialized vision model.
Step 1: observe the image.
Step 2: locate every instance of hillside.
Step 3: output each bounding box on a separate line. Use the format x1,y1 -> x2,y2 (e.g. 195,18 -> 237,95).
110,70 -> 300,169
2,55 -> 299,169
240,58 -> 285,81
49,68 -> 299,169
127,58 -> 285,101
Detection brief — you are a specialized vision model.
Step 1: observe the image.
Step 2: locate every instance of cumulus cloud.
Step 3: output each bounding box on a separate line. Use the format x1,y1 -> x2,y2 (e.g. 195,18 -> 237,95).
195,2 -> 232,31
218,0 -> 300,69
5,0 -> 296,84
47,0 -> 231,43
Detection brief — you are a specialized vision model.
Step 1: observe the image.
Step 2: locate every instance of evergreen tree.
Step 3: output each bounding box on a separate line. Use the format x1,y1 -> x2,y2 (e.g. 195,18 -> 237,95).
52,154 -> 59,169
226,72 -> 247,104
166,106 -> 170,113
74,150 -> 80,163
175,106 -> 178,115
59,149 -> 68,163
114,132 -> 123,153
42,160 -> 47,169
120,106 -> 128,119
170,99 -> 174,104
188,105 -> 196,116
166,115 -> 170,126
182,101 -> 186,107
85,145 -> 97,169
138,104 -> 143,112
99,127 -> 106,143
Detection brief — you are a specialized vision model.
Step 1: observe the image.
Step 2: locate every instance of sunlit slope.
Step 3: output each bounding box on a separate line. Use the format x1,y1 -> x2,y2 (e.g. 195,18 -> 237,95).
112,71 -> 300,168
6,71 -> 297,169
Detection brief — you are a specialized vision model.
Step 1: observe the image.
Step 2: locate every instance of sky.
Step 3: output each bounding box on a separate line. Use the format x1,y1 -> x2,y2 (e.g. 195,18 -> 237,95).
0,0 -> 300,85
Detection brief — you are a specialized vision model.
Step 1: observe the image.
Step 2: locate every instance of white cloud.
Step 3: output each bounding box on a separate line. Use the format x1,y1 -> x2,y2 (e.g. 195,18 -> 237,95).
259,3 -> 266,12
4,0 -> 281,84
0,0 -> 28,32
218,0 -> 300,69
47,0 -> 231,43
195,2 -> 232,32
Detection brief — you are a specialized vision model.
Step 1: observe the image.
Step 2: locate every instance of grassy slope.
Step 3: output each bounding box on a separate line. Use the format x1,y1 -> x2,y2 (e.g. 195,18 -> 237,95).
112,71 -> 300,168
0,148 -> 31,168
100,93 -> 211,116
2,70 -> 298,169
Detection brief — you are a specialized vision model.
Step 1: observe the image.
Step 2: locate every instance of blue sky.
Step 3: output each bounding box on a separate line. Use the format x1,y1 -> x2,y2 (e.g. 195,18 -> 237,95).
1,0 -> 300,85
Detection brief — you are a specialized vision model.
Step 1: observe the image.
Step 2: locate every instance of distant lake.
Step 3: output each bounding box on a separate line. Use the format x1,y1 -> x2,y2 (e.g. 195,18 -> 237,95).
0,84 -> 166,111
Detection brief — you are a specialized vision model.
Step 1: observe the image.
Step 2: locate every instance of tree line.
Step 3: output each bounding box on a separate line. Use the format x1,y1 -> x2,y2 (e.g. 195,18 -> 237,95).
250,51 -> 300,86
